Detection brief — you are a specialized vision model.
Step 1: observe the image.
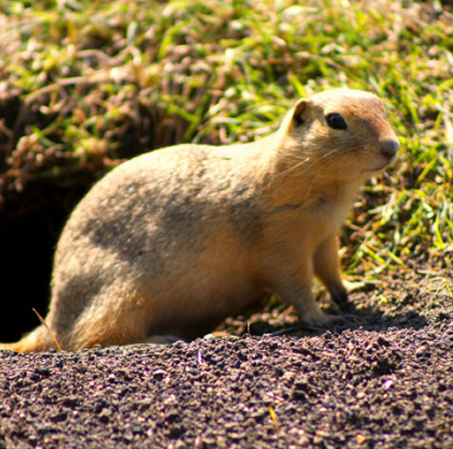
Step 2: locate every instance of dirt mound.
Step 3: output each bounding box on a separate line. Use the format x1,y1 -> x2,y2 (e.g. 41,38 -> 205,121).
1,313 -> 452,448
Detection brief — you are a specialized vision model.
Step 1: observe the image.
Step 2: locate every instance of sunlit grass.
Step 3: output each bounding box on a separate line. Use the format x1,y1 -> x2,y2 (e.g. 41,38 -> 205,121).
0,0 -> 452,276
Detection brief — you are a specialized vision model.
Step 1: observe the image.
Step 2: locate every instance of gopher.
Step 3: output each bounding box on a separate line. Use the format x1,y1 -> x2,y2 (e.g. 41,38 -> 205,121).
1,88 -> 399,352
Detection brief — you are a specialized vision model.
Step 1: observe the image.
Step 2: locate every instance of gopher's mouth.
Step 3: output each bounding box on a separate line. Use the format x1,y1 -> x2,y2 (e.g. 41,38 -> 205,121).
362,154 -> 397,173
361,164 -> 388,174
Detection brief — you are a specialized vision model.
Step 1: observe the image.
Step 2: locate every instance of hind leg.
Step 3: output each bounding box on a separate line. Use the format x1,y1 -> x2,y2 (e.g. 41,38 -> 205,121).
67,286 -> 154,350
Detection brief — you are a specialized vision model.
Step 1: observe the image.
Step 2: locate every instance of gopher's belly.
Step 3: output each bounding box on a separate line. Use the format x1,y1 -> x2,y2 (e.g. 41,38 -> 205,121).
138,265 -> 265,338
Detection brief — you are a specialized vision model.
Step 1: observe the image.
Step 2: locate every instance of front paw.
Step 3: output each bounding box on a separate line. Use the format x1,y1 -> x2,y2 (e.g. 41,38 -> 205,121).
305,312 -> 360,329
327,313 -> 361,326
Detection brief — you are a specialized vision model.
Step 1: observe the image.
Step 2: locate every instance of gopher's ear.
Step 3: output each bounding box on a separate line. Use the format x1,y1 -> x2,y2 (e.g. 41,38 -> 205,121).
278,98 -> 311,138
292,98 -> 308,127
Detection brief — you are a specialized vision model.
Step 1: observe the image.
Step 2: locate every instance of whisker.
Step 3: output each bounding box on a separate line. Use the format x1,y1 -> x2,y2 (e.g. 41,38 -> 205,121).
273,143 -> 361,182
274,156 -> 311,178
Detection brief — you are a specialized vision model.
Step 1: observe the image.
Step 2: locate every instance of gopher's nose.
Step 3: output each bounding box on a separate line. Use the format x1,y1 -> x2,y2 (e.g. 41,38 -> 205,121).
380,138 -> 399,160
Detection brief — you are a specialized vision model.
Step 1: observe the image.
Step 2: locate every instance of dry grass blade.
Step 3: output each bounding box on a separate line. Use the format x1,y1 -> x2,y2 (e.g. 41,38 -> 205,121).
32,308 -> 62,352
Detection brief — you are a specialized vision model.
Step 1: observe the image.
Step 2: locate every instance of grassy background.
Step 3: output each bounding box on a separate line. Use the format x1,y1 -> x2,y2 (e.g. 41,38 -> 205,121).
0,0 -> 452,338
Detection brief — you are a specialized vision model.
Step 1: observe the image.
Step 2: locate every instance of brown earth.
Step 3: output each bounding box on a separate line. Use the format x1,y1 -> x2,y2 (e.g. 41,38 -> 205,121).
0,264 -> 452,449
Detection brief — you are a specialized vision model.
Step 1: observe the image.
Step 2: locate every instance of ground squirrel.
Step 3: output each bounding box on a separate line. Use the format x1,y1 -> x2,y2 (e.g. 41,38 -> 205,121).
1,88 -> 399,352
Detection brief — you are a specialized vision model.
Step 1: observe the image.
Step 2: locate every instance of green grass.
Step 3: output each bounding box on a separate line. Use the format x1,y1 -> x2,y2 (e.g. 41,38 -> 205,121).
0,0 -> 452,278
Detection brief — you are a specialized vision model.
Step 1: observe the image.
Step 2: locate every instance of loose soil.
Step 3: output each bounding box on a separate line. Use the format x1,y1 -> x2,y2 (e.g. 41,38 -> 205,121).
0,264 -> 452,449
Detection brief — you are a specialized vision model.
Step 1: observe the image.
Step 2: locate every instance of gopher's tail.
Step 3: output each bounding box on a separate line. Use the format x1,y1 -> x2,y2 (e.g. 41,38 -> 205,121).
0,325 -> 60,353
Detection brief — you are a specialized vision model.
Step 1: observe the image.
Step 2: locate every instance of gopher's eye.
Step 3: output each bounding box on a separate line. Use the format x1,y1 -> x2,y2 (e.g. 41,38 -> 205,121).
326,113 -> 347,130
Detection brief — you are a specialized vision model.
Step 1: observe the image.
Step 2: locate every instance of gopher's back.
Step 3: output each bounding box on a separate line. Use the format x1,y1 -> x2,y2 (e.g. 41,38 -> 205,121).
49,142 -> 268,348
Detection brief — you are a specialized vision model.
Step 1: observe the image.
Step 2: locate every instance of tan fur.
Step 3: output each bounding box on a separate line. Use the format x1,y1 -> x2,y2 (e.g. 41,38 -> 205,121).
0,88 -> 399,352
